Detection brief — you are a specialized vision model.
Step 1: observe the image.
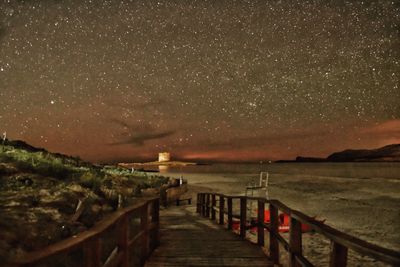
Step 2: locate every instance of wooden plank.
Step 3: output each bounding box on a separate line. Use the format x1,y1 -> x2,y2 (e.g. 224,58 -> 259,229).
201,194 -> 206,216
206,194 -> 210,217
330,241 -> 348,267
140,203 -> 149,265
150,245 -> 266,257
146,256 -> 272,267
83,238 -> 101,267
211,194 -> 216,220
295,254 -> 314,267
151,198 -> 160,249
69,198 -> 86,223
219,195 -> 225,225
128,231 -> 143,248
146,257 -> 271,266
145,205 -> 273,267
269,204 -> 280,264
257,200 -> 265,246
159,228 -> 245,241
103,250 -> 124,267
165,184 -> 188,205
240,197 -> 247,239
118,216 -> 129,267
227,197 -> 233,230
196,193 -> 200,213
289,216 -> 302,267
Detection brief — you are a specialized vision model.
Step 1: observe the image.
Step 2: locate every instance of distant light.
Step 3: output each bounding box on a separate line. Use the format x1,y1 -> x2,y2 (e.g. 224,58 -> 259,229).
50,100 -> 55,104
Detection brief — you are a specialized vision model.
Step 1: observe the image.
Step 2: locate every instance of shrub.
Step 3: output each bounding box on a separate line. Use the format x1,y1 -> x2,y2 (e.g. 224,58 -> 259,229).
78,171 -> 103,192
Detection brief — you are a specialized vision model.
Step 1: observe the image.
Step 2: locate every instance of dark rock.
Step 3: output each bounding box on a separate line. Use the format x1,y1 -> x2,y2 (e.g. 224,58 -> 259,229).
327,144 -> 400,162
277,144 -> 400,163
295,156 -> 327,162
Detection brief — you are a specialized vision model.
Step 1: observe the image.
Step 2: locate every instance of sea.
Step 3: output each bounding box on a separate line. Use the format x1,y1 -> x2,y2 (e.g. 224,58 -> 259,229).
156,162 -> 400,197
159,162 -> 400,179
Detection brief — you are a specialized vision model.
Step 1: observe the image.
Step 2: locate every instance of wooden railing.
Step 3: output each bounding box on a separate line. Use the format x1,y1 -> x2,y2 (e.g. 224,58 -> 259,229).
161,184 -> 188,206
9,197 -> 160,267
197,193 -> 400,267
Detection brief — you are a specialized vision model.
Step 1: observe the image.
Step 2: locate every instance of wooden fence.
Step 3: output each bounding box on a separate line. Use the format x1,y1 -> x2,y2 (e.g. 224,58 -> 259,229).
9,197 -> 160,267
197,193 -> 400,267
161,184 -> 188,206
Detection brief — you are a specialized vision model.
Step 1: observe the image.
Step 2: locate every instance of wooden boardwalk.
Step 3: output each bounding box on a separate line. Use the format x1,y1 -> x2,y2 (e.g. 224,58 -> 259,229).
8,191 -> 400,267
145,205 -> 273,267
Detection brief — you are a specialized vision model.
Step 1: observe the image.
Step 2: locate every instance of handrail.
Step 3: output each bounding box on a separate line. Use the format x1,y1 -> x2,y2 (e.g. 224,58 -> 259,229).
9,197 -> 160,267
197,192 -> 400,267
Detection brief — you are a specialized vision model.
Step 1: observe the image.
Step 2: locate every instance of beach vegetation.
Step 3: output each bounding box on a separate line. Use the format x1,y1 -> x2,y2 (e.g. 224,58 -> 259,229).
0,139 -> 171,261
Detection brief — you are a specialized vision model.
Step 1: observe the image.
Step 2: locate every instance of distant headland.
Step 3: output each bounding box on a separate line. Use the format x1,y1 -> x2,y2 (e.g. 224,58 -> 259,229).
276,144 -> 400,163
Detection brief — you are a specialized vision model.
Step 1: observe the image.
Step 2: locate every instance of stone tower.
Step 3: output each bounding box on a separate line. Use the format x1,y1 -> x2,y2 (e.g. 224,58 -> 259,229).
158,152 -> 171,162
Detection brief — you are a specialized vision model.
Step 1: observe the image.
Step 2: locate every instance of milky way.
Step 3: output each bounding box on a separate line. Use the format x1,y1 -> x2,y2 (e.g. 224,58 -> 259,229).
0,0 -> 399,163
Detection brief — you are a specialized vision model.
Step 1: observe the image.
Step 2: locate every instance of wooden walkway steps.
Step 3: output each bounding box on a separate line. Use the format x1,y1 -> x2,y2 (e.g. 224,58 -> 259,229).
145,205 -> 273,267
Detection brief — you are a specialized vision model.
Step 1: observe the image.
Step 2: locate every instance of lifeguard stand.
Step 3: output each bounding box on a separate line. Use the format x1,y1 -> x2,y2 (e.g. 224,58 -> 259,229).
245,172 -> 270,219
245,172 -> 269,198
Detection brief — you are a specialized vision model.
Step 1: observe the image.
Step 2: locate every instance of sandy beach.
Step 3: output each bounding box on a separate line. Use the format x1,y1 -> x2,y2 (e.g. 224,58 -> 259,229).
162,162 -> 400,266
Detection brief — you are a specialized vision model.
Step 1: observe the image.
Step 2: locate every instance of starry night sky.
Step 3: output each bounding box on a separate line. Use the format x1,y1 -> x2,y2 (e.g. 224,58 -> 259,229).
0,0 -> 399,163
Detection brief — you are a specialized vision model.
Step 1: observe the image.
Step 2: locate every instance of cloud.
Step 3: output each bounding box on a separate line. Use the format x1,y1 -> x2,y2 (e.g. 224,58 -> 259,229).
358,119 -> 400,146
185,128 -> 331,151
108,119 -> 175,146
109,131 -> 175,146
361,119 -> 400,136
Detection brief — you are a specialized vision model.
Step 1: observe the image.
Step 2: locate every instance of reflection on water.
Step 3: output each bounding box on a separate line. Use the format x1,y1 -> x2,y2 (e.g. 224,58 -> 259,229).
158,165 -> 169,172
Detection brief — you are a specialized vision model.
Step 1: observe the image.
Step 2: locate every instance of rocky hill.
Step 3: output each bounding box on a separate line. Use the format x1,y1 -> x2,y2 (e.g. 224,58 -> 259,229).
327,144 -> 400,162
0,139 -> 171,263
277,144 -> 400,162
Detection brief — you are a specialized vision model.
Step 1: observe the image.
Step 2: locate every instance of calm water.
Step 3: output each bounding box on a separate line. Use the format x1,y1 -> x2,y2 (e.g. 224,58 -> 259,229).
159,162 -> 400,180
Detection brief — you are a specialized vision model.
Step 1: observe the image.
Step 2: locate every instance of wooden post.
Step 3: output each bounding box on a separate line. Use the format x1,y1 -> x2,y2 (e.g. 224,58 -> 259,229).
240,197 -> 247,239
330,241 -> 348,267
257,200 -> 265,246
206,194 -> 210,218
199,194 -> 202,215
201,193 -> 207,217
211,194 -> 216,220
140,203 -> 149,265
269,203 -> 279,264
196,193 -> 200,213
84,238 -> 101,267
160,188 -> 167,207
219,195 -> 225,225
289,216 -> 302,267
202,194 -> 205,216
227,197 -> 233,230
118,216 -> 129,267
152,198 -> 160,248
199,193 -> 204,216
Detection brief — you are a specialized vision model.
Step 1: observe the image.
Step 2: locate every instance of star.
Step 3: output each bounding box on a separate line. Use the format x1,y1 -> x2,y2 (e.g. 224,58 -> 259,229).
0,0 -> 398,162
